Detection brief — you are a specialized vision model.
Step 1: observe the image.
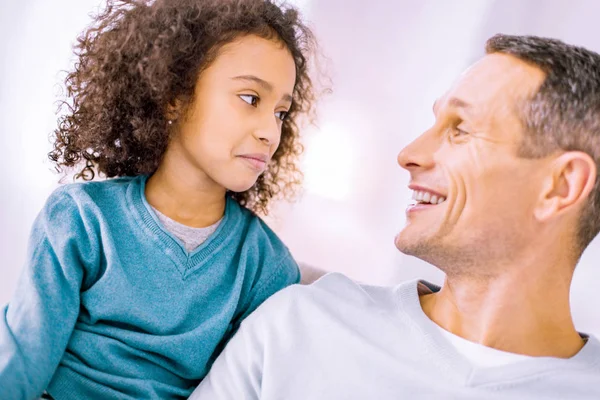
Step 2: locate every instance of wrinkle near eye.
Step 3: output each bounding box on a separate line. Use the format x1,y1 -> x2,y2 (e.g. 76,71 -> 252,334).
467,141 -> 487,178
467,131 -> 523,158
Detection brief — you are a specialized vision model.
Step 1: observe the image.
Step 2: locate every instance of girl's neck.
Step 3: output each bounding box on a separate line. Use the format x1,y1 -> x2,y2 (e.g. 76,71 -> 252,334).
145,162 -> 227,228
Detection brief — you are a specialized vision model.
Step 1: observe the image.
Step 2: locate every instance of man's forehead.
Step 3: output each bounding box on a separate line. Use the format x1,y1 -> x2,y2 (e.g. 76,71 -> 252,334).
438,53 -> 546,113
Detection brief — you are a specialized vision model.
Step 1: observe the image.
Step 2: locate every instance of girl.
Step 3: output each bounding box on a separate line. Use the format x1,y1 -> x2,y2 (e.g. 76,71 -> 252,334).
0,0 -> 316,398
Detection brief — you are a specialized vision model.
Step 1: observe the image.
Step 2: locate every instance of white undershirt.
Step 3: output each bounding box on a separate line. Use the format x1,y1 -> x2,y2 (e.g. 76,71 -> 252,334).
433,323 -> 533,368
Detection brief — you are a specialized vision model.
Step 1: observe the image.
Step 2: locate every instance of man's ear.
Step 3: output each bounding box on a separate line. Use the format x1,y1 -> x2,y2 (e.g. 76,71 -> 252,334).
534,151 -> 596,222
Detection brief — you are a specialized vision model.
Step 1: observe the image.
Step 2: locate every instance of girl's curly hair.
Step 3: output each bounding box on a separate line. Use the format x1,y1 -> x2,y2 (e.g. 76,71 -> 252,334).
49,0 -> 317,215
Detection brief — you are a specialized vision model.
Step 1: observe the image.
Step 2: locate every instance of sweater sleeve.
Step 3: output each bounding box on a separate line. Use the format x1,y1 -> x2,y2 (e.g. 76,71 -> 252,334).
233,254 -> 300,331
0,188 -> 99,400
188,291 -> 271,400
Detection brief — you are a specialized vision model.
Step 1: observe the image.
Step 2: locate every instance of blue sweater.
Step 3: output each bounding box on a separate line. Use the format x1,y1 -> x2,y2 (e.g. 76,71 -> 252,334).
0,176 -> 300,399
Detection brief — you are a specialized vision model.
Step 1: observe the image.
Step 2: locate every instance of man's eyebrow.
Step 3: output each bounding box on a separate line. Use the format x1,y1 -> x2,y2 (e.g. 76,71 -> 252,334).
231,75 -> 293,103
433,97 -> 474,117
447,97 -> 473,111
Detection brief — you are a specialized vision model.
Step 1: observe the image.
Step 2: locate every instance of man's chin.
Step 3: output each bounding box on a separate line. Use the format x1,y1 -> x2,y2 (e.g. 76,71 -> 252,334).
394,229 -> 436,257
394,231 -> 416,255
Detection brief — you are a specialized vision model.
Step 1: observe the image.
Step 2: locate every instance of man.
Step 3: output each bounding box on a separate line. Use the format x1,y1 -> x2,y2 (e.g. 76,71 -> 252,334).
190,34 -> 600,399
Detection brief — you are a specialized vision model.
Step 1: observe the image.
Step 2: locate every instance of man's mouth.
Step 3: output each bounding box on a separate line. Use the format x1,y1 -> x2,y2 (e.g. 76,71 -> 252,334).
411,189 -> 447,205
406,189 -> 447,214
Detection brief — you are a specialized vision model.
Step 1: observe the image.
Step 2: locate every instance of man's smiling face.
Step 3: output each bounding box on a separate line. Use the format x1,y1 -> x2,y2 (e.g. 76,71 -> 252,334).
395,53 -> 548,268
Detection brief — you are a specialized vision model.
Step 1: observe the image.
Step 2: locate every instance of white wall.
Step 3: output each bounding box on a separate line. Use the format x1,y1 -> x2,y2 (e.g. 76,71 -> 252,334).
0,0 -> 106,301
1,0 -> 598,337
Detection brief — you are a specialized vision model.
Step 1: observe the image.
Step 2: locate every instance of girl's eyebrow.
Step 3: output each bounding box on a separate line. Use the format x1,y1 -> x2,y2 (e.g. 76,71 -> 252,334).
231,75 -> 293,102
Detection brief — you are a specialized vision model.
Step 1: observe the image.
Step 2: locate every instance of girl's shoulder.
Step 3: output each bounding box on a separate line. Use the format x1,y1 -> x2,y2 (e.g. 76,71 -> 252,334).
44,175 -> 143,216
229,200 -> 282,243
52,175 -> 139,198
228,200 -> 294,266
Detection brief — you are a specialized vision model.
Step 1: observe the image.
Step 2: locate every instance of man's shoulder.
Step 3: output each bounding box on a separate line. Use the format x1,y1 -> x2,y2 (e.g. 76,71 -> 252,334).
308,272 -> 401,306
235,273 -> 426,362
250,272 -> 405,323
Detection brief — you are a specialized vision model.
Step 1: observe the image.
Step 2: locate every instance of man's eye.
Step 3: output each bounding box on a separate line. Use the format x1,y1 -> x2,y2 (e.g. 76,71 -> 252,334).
448,124 -> 470,144
275,111 -> 288,121
452,121 -> 471,137
454,127 -> 468,136
239,94 -> 259,107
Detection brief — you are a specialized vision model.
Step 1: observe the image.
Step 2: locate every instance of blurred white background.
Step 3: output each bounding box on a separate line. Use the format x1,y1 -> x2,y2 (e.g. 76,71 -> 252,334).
0,0 -> 598,336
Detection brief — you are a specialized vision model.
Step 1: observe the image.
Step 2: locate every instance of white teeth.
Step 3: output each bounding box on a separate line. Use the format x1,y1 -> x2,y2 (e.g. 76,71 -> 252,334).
423,192 -> 431,203
411,190 -> 447,205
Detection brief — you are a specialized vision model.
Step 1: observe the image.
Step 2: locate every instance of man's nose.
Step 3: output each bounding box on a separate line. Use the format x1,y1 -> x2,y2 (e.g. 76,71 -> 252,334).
397,130 -> 438,171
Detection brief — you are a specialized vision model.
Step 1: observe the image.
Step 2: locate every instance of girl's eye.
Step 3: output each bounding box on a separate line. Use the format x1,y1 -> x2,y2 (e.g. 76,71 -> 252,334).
239,94 -> 259,107
275,111 -> 288,121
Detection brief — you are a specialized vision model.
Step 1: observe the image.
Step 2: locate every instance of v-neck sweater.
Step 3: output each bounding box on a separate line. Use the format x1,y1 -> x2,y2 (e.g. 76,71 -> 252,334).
0,175 -> 299,400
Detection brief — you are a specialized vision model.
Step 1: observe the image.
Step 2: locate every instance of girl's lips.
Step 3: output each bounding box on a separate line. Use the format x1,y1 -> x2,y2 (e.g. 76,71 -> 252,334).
238,154 -> 268,171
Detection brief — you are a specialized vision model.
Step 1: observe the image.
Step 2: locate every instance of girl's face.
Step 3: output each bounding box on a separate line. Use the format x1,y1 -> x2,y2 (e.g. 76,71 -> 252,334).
166,34 -> 297,193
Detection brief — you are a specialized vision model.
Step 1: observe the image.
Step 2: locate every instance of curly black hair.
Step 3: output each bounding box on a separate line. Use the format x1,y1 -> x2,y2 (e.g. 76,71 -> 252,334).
49,0 -> 317,215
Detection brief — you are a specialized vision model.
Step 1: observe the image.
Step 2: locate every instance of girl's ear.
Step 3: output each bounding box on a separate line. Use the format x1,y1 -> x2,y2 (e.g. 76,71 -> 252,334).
165,98 -> 184,122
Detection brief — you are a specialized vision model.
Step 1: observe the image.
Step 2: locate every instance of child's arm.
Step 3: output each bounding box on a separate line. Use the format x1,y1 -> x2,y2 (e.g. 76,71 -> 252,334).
231,254 -> 300,334
0,188 -> 98,400
189,292 -> 270,400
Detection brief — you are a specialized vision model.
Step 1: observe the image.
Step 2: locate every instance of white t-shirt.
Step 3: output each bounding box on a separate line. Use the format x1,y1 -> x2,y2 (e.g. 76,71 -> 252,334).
191,273 -> 600,400
433,324 -> 533,368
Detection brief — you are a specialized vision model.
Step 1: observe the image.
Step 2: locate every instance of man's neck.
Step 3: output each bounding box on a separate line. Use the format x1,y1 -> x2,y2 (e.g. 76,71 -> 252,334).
420,256 -> 584,358
145,147 -> 227,228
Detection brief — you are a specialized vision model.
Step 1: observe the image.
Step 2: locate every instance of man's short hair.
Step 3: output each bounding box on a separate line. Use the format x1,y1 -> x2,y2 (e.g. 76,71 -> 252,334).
486,34 -> 600,250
